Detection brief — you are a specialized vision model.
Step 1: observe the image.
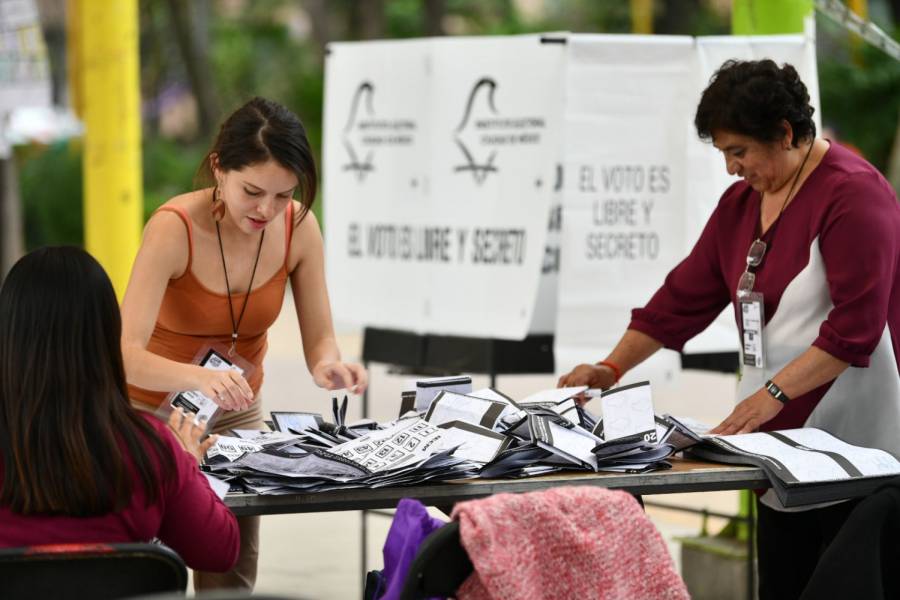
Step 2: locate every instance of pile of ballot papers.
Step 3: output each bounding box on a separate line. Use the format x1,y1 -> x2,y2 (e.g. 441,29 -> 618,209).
203,378 -> 704,495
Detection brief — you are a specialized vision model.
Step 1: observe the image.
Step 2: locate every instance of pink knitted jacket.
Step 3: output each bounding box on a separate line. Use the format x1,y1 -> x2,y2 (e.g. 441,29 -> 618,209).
451,486 -> 689,600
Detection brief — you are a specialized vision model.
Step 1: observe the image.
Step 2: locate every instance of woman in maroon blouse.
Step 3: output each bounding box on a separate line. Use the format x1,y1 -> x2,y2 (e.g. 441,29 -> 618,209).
0,247 -> 239,572
560,59 -> 900,599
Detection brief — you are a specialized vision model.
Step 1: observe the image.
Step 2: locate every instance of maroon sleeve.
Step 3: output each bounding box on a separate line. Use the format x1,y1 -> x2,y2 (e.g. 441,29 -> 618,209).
155,427 -> 240,572
814,172 -> 900,366
629,197 -> 732,352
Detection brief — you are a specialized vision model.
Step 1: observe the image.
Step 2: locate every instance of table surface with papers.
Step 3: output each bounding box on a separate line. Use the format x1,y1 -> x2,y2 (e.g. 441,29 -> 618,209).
224,457 -> 769,516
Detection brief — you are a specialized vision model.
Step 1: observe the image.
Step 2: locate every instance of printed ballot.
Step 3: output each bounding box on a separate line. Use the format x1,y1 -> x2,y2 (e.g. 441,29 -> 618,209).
598,381 -> 657,442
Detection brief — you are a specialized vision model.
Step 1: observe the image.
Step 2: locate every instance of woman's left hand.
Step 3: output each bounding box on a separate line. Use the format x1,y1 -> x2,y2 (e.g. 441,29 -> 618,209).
312,360 -> 369,394
710,388 -> 784,435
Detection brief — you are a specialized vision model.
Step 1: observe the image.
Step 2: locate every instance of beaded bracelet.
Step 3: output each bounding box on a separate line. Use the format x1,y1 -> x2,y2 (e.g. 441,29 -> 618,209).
597,360 -> 622,384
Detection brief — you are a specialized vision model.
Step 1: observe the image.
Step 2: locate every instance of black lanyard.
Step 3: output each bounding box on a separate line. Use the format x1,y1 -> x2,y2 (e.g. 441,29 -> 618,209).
751,140 -> 815,273
215,208 -> 265,357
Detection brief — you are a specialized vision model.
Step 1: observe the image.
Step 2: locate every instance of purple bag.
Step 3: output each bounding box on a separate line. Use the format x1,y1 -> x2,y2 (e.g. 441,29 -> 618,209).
380,498 -> 446,600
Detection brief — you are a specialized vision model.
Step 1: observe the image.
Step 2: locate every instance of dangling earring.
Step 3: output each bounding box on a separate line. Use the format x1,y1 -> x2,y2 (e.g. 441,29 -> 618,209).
212,184 -> 226,222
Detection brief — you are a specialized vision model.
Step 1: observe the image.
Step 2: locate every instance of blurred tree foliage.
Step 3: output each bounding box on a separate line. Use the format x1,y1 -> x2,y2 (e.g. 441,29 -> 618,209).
18,0 -> 899,249
817,23 -> 900,173
17,141 -> 82,249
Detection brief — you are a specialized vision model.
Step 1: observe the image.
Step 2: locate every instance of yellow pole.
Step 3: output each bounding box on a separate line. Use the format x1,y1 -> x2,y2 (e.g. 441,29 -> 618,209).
848,0 -> 868,64
75,0 -> 142,299
847,0 -> 868,20
630,0 -> 654,34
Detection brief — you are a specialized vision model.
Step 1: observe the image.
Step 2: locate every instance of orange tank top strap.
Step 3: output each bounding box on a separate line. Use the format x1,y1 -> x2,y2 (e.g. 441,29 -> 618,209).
283,200 -> 295,271
154,204 -> 194,276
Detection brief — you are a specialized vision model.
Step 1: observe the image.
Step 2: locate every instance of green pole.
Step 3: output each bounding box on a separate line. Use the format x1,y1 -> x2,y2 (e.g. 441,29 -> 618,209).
729,0 -> 814,542
732,0 -> 813,35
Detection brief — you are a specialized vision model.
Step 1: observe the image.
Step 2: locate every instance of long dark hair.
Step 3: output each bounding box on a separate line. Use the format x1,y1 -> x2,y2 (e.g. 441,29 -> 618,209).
695,59 -> 816,147
198,96 -> 318,224
0,247 -> 175,516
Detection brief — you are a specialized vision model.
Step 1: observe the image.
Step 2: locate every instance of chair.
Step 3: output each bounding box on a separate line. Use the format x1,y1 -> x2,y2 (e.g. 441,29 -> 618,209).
398,487 -> 687,600
398,521 -> 473,600
0,542 -> 188,600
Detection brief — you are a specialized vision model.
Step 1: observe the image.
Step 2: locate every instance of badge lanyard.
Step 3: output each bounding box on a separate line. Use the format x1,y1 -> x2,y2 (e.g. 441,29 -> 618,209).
738,141 -> 814,369
215,192 -> 265,357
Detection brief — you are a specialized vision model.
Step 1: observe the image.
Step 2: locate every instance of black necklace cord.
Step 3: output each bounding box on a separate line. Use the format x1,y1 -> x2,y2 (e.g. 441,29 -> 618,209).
215,211 -> 266,356
762,139 -> 815,250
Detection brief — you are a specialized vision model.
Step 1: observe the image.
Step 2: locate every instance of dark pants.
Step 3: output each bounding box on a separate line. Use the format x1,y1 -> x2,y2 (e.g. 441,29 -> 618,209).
757,497 -> 860,600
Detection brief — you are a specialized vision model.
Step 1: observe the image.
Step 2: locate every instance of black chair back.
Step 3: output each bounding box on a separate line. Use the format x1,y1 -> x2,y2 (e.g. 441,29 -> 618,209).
0,542 -> 188,600
399,521 -> 473,600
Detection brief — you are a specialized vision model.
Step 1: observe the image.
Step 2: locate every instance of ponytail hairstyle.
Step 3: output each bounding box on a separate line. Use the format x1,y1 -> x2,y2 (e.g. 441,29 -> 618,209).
198,97 -> 318,225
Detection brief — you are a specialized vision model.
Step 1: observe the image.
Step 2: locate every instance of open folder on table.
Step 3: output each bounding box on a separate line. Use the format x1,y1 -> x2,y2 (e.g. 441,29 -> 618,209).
683,426 -> 900,507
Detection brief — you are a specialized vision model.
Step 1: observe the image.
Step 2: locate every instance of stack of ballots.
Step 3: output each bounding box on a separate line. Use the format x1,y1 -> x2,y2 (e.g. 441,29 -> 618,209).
422,381 -> 680,478
203,376 -> 684,495
203,397 -> 479,495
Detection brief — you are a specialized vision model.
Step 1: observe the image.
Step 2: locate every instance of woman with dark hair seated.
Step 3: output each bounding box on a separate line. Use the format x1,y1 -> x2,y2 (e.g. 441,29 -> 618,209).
0,246 -> 239,573
559,59 -> 900,599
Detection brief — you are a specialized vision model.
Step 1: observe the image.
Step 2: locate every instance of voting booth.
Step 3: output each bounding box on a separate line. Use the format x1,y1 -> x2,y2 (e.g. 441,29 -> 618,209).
323,32 -> 819,384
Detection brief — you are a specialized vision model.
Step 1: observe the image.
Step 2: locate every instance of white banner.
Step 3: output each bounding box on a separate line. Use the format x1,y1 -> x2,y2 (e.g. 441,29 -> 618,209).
555,35 -> 696,383
555,33 -> 819,379
323,39 -> 431,333
324,35 -> 564,339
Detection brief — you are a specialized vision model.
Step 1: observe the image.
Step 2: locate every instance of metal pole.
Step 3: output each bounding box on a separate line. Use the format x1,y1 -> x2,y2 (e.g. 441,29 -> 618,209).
0,155 -> 24,278
748,493 -> 756,600
361,358 -> 370,590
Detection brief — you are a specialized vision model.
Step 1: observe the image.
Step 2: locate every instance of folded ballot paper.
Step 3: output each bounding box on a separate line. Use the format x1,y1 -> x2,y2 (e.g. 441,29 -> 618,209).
415,375 -> 473,412
425,390 -> 519,431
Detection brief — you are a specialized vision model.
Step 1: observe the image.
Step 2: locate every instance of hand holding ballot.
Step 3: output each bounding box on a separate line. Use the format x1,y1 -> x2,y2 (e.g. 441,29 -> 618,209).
556,363 -> 617,394
197,367 -> 254,411
168,408 -> 219,464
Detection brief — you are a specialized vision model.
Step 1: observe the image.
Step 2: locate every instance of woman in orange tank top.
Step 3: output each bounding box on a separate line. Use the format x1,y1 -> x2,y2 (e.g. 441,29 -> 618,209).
120,97 -> 367,591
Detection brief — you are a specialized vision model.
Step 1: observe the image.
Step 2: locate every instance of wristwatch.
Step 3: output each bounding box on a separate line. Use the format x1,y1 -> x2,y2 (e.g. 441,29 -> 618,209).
765,379 -> 790,404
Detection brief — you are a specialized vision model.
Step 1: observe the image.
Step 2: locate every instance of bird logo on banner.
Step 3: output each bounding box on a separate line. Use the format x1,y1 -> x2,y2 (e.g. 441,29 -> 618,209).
454,77 -> 500,185
342,81 -> 376,181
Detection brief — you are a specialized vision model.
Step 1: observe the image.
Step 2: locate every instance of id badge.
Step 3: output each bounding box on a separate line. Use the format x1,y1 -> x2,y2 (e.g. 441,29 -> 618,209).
739,292 -> 765,369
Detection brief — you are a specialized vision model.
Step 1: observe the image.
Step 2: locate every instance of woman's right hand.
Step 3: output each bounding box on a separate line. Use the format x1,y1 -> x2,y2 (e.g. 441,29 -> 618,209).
195,368 -> 254,411
168,408 -> 218,464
